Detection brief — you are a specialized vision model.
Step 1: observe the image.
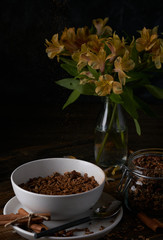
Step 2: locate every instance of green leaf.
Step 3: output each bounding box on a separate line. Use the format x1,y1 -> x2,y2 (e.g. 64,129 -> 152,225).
56,78 -> 78,90
130,42 -> 139,66
121,87 -> 138,119
110,93 -> 124,104
63,90 -> 80,109
87,65 -> 99,79
126,72 -> 149,83
56,78 -> 95,95
105,62 -> 114,74
134,96 -> 156,117
104,43 -> 111,55
145,84 -> 163,99
121,88 -> 143,135
61,63 -> 78,77
134,118 -> 141,135
60,57 -> 77,67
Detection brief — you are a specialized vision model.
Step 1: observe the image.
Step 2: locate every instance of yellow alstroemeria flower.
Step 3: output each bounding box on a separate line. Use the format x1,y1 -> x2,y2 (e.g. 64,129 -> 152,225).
75,46 -> 107,72
76,27 -> 90,43
86,47 -> 107,73
60,27 -> 78,53
72,44 -> 90,70
86,35 -> 104,53
92,17 -> 112,36
106,32 -> 126,62
45,34 -> 65,59
151,39 -> 163,69
80,71 -> 95,79
72,35 -> 103,65
79,71 -> 95,85
126,36 -> 135,54
60,26 -> 90,53
114,50 -> 135,85
95,74 -> 123,96
136,26 -> 158,52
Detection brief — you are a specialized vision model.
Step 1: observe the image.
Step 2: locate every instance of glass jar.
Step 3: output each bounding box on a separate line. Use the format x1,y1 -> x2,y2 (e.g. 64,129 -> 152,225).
119,148 -> 163,217
94,96 -> 128,168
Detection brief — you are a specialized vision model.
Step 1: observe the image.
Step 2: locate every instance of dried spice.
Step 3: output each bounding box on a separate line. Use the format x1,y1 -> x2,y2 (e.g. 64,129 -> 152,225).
53,228 -> 93,237
19,170 -> 99,195
0,208 -> 50,233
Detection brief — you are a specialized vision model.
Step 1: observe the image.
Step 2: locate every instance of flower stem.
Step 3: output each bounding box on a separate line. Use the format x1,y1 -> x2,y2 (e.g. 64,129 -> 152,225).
96,103 -> 117,165
116,108 -> 125,147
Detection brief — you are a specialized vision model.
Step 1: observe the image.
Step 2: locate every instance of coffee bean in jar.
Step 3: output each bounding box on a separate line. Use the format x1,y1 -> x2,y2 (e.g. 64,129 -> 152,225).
123,149 -> 163,217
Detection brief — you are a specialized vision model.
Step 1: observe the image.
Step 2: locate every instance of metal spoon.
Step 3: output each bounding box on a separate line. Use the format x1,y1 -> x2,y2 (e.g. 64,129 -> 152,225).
34,200 -> 122,238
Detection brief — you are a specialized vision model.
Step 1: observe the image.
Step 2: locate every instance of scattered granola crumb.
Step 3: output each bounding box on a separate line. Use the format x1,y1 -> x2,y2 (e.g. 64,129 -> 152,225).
99,225 -> 105,230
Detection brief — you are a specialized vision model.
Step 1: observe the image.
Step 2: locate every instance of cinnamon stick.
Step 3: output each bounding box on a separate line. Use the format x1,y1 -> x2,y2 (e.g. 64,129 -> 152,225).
18,208 -> 49,233
0,216 -> 43,226
18,208 -> 50,219
0,213 -> 22,222
0,208 -> 50,226
137,212 -> 163,232
30,223 -> 49,233
18,208 -> 29,215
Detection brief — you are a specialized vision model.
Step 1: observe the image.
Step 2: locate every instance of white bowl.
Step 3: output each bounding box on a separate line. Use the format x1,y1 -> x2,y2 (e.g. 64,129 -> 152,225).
11,158 -> 105,220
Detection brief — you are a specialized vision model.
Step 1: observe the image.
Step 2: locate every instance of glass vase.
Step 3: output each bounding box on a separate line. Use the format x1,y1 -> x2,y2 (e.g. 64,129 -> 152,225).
95,96 -> 128,169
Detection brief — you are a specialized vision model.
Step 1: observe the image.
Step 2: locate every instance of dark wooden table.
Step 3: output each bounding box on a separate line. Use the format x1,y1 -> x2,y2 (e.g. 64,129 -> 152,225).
0,102 -> 162,240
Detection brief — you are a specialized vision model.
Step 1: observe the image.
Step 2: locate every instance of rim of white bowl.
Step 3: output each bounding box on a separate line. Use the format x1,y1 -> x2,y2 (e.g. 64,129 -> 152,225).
11,158 -> 105,198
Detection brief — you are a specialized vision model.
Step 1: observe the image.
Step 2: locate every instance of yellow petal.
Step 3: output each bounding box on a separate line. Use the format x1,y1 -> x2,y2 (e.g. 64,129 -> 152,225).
113,82 -> 123,94
76,27 -> 90,41
86,47 -> 107,73
95,74 -> 114,96
136,26 -> 158,52
106,33 -> 126,62
87,35 -> 103,53
73,44 -> 90,70
114,53 -> 133,85
151,39 -> 163,69
45,34 -> 64,59
92,18 -> 112,36
154,56 -> 161,69
80,71 -> 94,78
60,26 -> 91,54
80,78 -> 95,85
122,50 -> 135,71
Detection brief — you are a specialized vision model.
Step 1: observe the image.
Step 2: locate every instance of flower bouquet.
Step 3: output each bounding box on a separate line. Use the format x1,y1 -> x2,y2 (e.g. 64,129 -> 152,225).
45,18 -> 163,164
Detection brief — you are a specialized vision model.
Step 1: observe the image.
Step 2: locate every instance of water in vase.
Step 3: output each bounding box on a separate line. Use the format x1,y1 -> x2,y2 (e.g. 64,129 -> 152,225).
95,128 -> 128,168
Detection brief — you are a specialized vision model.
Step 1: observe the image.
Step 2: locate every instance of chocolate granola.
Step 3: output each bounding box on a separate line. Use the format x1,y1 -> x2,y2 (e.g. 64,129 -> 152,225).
127,154 -> 163,216
19,170 -> 99,195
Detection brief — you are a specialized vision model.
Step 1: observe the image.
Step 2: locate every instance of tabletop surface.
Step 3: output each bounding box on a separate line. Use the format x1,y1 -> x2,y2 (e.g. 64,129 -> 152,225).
0,101 -> 162,240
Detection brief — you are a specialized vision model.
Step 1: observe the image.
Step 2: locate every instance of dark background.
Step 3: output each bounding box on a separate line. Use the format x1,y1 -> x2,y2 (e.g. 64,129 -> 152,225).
1,0 -> 163,105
